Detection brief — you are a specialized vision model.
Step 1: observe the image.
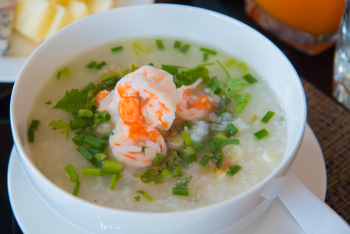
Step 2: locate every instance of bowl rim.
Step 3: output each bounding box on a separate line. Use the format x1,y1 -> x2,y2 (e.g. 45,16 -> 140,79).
10,3 -> 307,217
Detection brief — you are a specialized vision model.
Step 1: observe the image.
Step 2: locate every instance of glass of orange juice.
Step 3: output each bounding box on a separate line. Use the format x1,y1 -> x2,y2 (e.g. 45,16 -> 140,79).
245,0 -> 346,55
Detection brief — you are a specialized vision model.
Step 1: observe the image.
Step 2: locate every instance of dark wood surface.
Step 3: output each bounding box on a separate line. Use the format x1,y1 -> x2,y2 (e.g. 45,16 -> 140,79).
0,0 -> 341,233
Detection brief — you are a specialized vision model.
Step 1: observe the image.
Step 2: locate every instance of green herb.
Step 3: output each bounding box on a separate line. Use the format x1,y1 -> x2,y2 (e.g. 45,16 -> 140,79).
175,65 -> 210,88
216,59 -> 229,77
70,119 -> 89,131
199,154 -> 211,166
64,164 -> 79,182
98,113 -> 111,121
218,139 -> 239,145
72,134 -> 85,146
182,146 -> 196,156
207,76 -> 227,95
212,155 -> 222,168
238,62 -> 247,73
181,120 -> 192,129
174,40 -> 181,48
57,71 -> 61,79
199,62 -> 215,66
102,160 -> 122,171
45,101 -> 52,105
227,165 -> 242,176
176,176 -> 192,187
156,39 -> 164,50
173,166 -> 182,176
49,120 -> 69,139
254,129 -> 269,139
121,69 -> 129,77
148,62 -> 154,66
227,77 -> 248,94
54,89 -> 88,113
88,147 -> 101,156
110,174 -> 122,190
181,131 -> 192,145
160,167 -> 172,177
152,153 -> 165,166
137,189 -> 153,201
81,167 -> 101,176
203,52 -> 209,61
161,64 -> 178,75
130,63 -> 137,72
111,46 -> 123,53
72,181 -> 80,196
86,61 -> 97,69
232,91 -> 252,113
166,150 -> 182,171
61,68 -> 72,77
242,73 -> 258,84
96,61 -> 107,70
77,146 -> 94,162
78,109 -> 93,118
180,44 -> 191,53
141,147 -> 146,152
226,123 -> 239,136
101,72 -> 117,82
192,143 -> 205,152
102,129 -> 114,141
101,169 -> 119,175
210,141 -> 219,154
28,128 -> 34,143
134,195 -> 140,201
133,42 -> 144,55
29,120 -> 40,130
225,59 -> 235,66
200,47 -> 217,55
213,132 -> 228,141
261,111 -> 275,123
183,154 -> 197,165
92,153 -> 108,167
172,187 -> 189,196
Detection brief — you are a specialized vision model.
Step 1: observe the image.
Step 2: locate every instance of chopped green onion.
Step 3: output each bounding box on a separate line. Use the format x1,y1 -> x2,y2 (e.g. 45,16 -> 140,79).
64,164 -> 79,182
161,168 -> 172,177
29,120 -> 40,130
152,153 -> 165,166
102,129 -> 114,140
134,195 -> 140,201
141,147 -> 146,152
216,59 -> 229,77
210,141 -> 219,154
173,166 -> 182,176
72,134 -> 85,146
261,111 -> 275,123
88,147 -> 100,155
172,187 -> 189,196
254,129 -> 269,139
218,139 -> 240,145
130,63 -> 137,72
199,154 -> 211,166
101,72 -> 117,82
70,119 -> 89,131
95,152 -> 107,161
182,146 -> 196,156
212,155 -> 222,168
72,181 -> 80,196
227,165 -> 242,176
98,113 -> 111,121
103,160 -> 122,171
86,61 -> 97,69
121,69 -> 129,77
234,100 -> 249,113
57,71 -> 61,79
213,132 -> 229,141
192,143 -> 205,152
203,52 -> 209,61
180,44 -> 191,53
81,167 -> 101,176
148,62 -> 154,66
101,169 -> 119,174
174,40 -> 181,48
102,77 -> 119,90
137,189 -> 152,201
78,109 -> 93,118
77,146 -> 94,162
176,176 -> 192,187
96,61 -> 107,70
140,173 -> 153,183
181,120 -> 192,129
242,73 -> 258,84
109,174 -> 121,190
111,46 -> 123,53
155,39 -> 164,50
226,123 -> 239,136
199,62 -> 215,66
45,101 -> 52,105
84,135 -> 108,151
238,62 -> 247,73
61,68 -> 72,77
86,130 -> 99,138
225,59 -> 235,66
200,47 -> 217,55
181,131 -> 192,145
161,64 -> 178,75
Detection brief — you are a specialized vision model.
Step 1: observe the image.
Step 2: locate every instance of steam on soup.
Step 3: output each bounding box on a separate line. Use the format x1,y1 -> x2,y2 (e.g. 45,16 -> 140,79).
27,38 -> 287,212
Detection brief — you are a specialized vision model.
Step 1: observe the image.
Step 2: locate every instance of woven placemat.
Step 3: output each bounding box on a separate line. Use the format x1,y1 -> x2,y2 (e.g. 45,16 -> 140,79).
302,77 -> 350,223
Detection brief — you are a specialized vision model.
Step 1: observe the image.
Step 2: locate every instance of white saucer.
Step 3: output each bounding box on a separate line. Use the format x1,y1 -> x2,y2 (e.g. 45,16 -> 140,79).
8,124 -> 326,234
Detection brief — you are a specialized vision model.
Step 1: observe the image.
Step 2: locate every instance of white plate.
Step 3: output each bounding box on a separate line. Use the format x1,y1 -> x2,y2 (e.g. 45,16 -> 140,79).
0,0 -> 154,83
8,124 -> 326,234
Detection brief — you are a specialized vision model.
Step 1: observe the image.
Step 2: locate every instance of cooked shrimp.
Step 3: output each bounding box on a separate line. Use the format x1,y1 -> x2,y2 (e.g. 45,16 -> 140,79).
109,118 -> 166,167
116,75 -> 175,131
177,79 -> 220,120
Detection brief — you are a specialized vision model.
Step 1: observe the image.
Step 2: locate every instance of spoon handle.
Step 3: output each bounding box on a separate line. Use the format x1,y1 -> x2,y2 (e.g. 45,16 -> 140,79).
278,172 -> 350,234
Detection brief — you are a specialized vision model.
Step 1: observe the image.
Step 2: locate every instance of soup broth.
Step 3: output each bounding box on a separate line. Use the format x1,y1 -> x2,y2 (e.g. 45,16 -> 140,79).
28,37 -> 287,212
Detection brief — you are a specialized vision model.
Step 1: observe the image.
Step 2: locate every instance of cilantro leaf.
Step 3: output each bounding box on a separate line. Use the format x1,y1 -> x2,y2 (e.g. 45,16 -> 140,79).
227,77 -> 248,95
175,66 -> 210,86
53,89 -> 87,113
207,76 -> 228,94
166,150 -> 182,171
134,195 -> 140,201
136,168 -> 163,185
49,120 -> 70,139
232,91 -> 252,113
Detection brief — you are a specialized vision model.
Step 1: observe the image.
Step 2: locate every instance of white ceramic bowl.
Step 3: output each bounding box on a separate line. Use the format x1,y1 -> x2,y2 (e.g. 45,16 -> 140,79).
10,4 -> 306,234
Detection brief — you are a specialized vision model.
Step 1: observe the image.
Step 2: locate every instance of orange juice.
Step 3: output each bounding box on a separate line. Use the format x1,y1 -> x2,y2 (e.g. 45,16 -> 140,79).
255,0 -> 345,34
